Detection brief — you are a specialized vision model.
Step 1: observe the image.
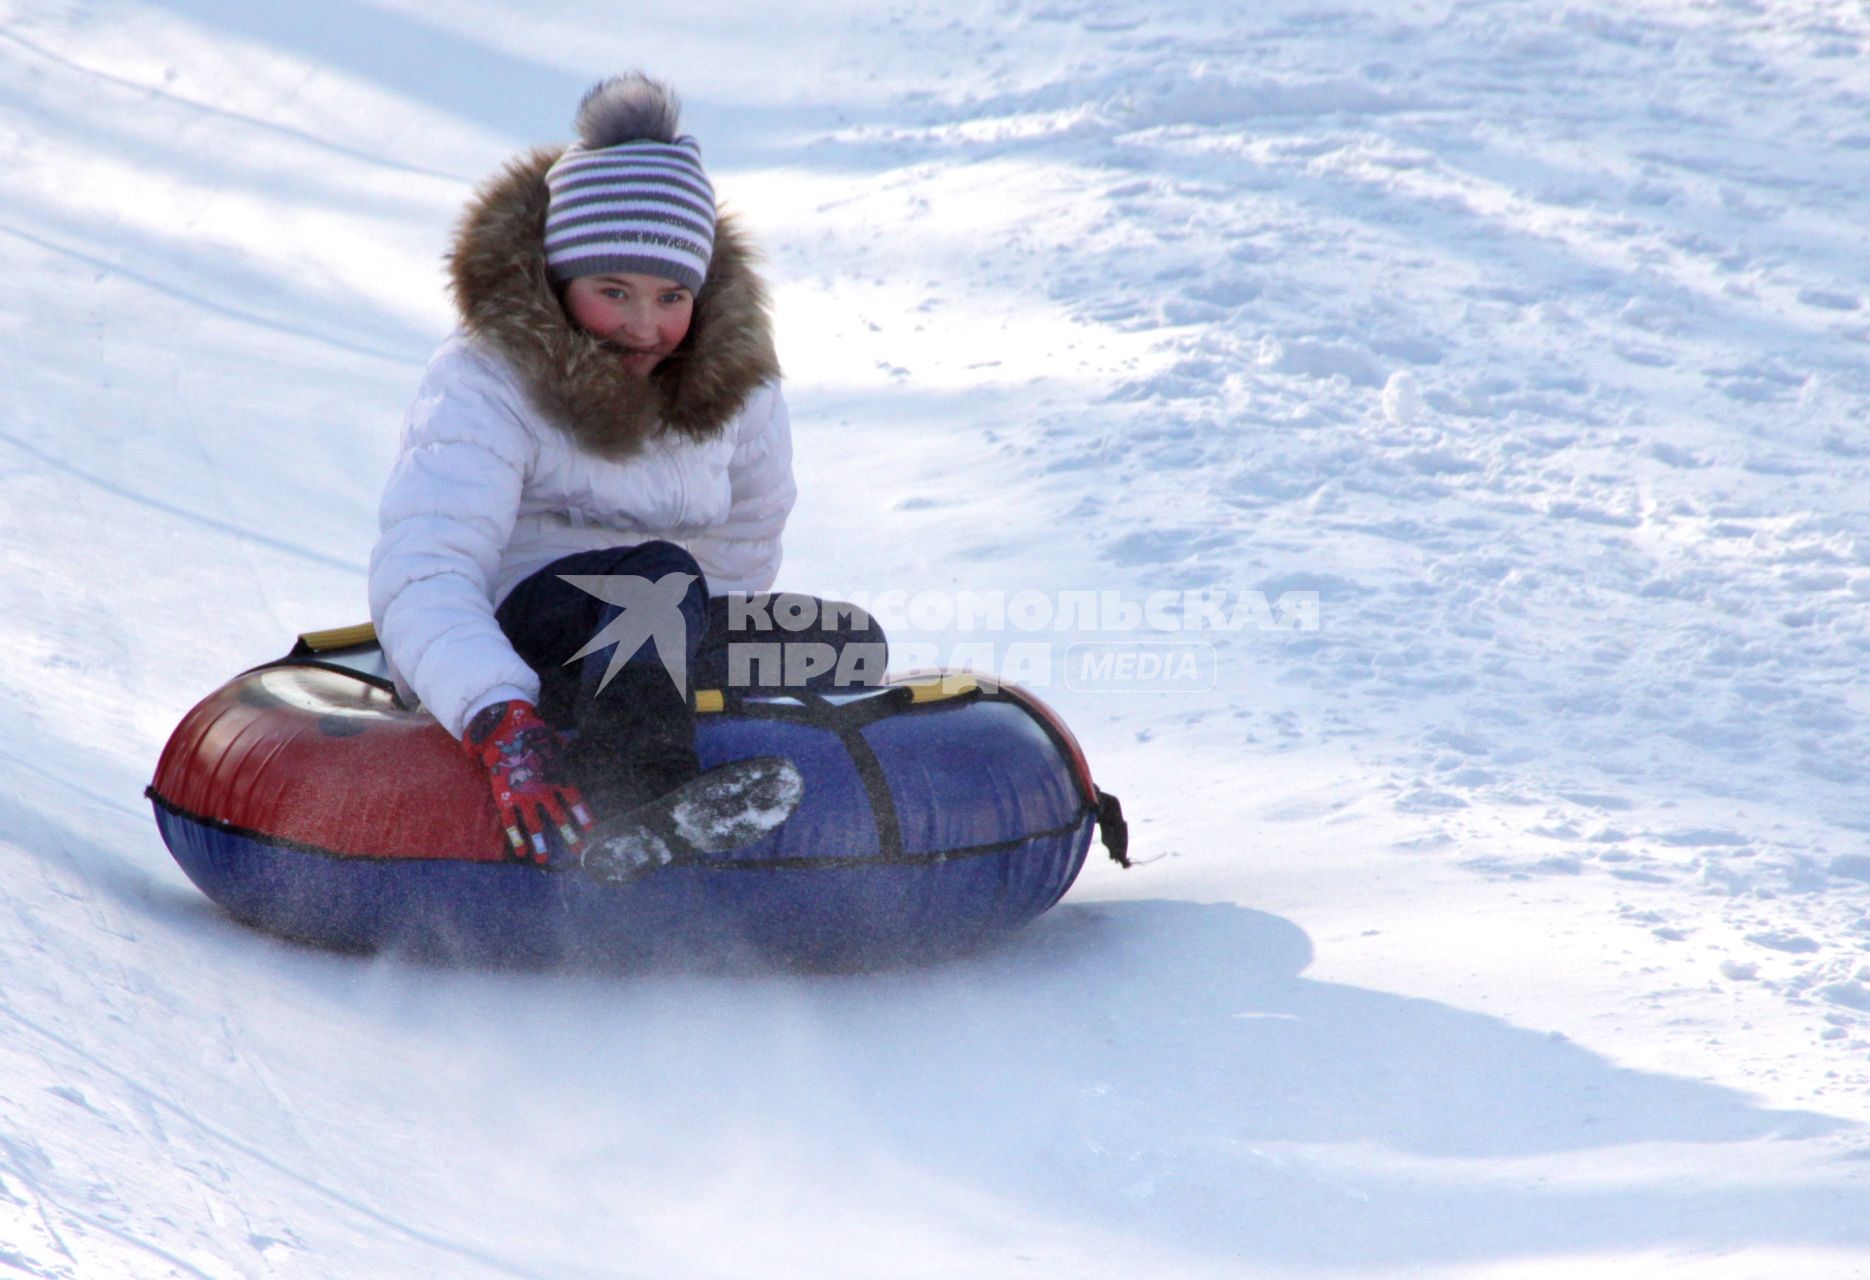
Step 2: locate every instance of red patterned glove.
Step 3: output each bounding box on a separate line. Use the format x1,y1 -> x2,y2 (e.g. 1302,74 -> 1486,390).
463,700 -> 592,864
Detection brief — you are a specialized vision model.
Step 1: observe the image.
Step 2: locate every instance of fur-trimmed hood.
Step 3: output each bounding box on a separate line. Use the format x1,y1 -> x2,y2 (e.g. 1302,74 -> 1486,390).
448,147 -> 780,459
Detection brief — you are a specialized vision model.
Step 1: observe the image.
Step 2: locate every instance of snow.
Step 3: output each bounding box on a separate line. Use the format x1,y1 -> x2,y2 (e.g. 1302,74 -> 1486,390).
3,0 -> 1868,1274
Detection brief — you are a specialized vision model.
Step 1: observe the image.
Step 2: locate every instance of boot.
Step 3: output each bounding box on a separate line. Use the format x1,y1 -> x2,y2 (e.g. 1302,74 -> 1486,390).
569,663 -> 700,819
579,755 -> 806,883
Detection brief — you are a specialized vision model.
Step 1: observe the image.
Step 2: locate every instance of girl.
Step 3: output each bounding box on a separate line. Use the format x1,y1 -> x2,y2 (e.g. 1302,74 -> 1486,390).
368,74 -> 885,879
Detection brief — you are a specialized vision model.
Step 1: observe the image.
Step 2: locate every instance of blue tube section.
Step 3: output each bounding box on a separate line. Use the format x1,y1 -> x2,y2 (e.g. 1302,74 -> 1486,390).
154,803 -> 1092,968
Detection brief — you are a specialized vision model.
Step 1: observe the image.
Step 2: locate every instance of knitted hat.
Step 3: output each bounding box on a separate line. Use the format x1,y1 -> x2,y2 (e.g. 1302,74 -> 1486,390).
542,75 -> 716,292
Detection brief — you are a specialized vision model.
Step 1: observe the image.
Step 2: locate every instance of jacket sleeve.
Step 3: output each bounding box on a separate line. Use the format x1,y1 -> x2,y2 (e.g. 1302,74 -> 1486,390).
686,382 -> 797,594
368,348 -> 541,739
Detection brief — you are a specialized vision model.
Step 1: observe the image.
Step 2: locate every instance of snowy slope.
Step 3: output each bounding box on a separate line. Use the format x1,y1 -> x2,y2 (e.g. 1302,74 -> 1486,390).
2,0 -> 1868,1275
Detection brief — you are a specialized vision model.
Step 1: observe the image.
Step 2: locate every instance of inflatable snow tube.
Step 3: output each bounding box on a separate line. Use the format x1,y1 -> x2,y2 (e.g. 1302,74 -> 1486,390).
146,629 -> 1127,968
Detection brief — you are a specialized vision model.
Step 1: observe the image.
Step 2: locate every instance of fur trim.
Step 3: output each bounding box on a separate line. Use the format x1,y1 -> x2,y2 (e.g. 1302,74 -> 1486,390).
447,147 -> 779,459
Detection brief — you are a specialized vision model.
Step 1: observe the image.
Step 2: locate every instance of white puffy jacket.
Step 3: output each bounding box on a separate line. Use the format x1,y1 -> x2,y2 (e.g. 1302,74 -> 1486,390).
368,331 -> 795,738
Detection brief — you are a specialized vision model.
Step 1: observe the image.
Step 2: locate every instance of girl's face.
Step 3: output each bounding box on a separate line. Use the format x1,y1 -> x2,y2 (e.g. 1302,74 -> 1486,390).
563,273 -> 695,378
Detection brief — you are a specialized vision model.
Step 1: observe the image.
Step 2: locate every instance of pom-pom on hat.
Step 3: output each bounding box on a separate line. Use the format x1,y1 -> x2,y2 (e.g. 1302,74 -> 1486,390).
542,74 -> 716,293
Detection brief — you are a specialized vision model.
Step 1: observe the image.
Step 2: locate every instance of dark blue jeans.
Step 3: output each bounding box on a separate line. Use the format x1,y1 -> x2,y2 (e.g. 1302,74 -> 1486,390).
493,541 -> 888,807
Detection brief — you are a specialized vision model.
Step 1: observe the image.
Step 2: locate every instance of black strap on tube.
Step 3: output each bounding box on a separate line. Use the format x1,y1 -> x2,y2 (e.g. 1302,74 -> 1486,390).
1095,790 -> 1130,868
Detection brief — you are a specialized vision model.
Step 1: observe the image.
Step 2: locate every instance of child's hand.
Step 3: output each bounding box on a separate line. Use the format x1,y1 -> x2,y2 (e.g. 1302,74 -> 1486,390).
462,700 -> 593,864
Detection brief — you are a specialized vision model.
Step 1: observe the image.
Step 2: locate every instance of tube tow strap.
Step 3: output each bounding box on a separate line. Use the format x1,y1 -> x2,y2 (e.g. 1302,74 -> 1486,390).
1095,790 -> 1130,868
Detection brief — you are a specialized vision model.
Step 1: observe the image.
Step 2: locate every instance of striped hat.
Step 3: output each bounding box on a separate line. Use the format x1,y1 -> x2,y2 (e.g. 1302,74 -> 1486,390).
542,76 -> 716,292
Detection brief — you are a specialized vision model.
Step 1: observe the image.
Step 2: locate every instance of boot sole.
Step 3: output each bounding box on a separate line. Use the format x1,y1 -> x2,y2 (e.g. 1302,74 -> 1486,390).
580,757 -> 804,884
